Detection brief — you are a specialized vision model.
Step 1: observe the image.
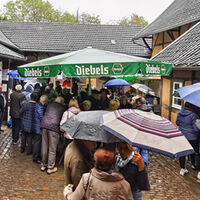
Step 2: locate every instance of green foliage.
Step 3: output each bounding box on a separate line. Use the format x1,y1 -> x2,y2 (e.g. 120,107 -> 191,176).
2,0 -> 148,26
0,16 -> 8,20
79,12 -> 101,24
3,0 -> 61,22
119,13 -> 148,26
59,11 -> 77,23
2,0 -> 101,24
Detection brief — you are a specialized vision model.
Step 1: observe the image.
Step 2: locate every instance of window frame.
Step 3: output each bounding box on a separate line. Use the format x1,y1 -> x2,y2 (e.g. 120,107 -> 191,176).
171,81 -> 183,109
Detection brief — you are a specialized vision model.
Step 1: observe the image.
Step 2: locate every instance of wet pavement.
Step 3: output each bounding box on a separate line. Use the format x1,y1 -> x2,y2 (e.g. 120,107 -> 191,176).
0,127 -> 200,200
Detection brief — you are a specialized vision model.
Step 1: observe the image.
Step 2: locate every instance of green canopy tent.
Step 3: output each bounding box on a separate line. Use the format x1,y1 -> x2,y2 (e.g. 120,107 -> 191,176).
17,47 -> 172,94
18,47 -> 172,78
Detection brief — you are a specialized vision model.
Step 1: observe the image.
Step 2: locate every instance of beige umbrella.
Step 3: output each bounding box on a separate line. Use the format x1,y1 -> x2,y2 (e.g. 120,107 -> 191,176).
101,109 -> 194,158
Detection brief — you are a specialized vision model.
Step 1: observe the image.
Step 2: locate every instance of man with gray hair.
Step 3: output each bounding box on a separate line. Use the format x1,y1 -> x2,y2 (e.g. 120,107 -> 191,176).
40,96 -> 66,174
10,84 -> 25,144
32,95 -> 48,163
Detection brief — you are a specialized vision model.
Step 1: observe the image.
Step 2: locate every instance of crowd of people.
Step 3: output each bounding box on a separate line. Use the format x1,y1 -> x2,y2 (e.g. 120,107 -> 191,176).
5,80 -> 153,200
1,79 -> 200,199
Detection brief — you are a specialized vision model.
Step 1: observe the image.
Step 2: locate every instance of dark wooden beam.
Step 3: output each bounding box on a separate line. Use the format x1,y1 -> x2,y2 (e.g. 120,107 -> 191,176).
132,37 -> 152,52
167,31 -> 175,41
153,34 -> 159,47
142,37 -> 152,51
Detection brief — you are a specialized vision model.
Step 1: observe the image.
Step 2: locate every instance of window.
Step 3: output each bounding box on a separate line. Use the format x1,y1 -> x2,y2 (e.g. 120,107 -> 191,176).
172,81 -> 183,109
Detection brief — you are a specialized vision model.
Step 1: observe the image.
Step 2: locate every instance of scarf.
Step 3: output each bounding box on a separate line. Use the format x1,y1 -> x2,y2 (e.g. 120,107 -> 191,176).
115,151 -> 135,172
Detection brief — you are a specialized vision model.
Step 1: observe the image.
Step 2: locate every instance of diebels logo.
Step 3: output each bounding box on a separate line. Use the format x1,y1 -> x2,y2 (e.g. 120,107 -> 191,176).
145,64 -> 166,74
160,65 -> 166,75
75,65 -> 109,76
112,63 -> 123,75
44,66 -> 50,76
25,68 -> 42,77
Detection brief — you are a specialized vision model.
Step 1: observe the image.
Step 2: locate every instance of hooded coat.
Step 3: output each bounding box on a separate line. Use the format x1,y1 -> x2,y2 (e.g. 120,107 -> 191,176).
176,108 -> 199,140
60,107 -> 80,126
66,168 -> 133,200
23,85 -> 33,101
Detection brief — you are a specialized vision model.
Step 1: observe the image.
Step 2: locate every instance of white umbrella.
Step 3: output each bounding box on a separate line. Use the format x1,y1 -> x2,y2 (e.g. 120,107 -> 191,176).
101,109 -> 194,158
131,83 -> 155,96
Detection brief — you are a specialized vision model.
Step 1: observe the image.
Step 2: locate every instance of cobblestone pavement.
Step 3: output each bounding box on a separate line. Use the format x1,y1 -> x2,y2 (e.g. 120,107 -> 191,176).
0,127 -> 200,200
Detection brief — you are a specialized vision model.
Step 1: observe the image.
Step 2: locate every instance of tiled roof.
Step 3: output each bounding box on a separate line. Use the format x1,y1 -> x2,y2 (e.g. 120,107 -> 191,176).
133,0 -> 200,39
152,21 -> 200,68
0,21 -> 151,57
0,43 -> 25,60
0,31 -> 18,49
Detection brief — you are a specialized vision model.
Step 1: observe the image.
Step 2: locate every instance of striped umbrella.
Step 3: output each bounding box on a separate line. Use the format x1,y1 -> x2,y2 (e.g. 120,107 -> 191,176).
101,109 -> 194,158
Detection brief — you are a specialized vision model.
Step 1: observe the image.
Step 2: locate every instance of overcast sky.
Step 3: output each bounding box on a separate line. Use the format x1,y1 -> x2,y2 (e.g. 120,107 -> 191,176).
0,0 -> 174,24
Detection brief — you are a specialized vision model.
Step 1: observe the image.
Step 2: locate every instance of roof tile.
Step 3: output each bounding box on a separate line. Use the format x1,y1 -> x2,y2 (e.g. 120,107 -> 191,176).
0,21 -> 151,57
133,0 -> 200,39
152,21 -> 200,67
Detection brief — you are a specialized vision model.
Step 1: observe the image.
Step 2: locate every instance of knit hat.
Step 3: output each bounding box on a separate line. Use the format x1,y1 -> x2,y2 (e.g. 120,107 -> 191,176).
94,149 -> 115,171
15,84 -> 22,91
83,100 -> 92,106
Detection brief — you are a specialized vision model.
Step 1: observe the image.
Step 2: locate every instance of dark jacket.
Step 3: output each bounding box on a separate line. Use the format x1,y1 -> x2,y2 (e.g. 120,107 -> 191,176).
41,102 -> 65,133
35,102 -> 45,133
0,94 -> 5,112
10,91 -> 25,118
118,161 -> 150,193
99,98 -> 110,110
119,103 -> 132,109
20,101 -> 36,133
176,108 -> 199,140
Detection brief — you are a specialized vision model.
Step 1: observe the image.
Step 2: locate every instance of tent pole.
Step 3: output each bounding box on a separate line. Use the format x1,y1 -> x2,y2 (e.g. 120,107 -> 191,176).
88,77 -> 92,96
70,78 -> 73,94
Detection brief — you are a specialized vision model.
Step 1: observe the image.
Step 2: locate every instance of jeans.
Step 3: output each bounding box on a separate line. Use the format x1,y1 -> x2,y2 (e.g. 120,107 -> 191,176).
12,118 -> 21,143
133,190 -> 142,200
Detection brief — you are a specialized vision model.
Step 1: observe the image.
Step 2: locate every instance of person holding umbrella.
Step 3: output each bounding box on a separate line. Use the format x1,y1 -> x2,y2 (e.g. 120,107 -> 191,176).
176,102 -> 200,181
64,139 -> 96,190
115,142 -> 150,200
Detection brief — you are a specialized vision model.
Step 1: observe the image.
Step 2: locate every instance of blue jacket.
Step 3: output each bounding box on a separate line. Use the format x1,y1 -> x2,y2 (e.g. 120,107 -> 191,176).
176,108 -> 199,140
20,101 -> 36,133
23,85 -> 33,101
35,103 -> 45,133
136,147 -> 149,166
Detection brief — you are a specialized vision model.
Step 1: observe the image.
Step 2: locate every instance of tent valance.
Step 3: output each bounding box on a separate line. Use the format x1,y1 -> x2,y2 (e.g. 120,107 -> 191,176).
18,47 -> 172,78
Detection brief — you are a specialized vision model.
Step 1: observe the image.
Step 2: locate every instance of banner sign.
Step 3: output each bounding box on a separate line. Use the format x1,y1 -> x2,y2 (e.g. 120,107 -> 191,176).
18,61 -> 172,78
